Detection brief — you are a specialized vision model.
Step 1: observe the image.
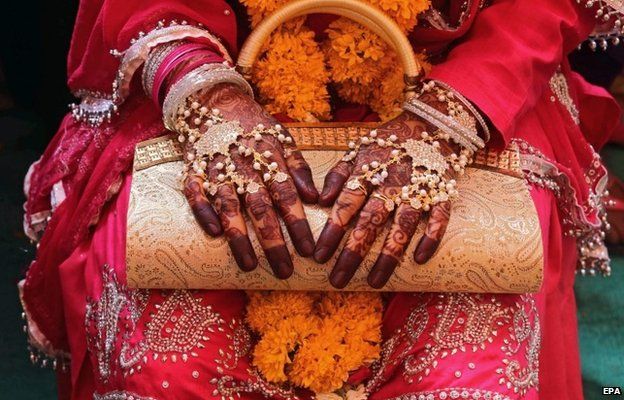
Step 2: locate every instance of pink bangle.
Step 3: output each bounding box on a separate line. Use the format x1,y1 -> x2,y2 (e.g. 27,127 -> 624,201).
169,54 -> 226,87
151,43 -> 220,107
154,51 -> 225,107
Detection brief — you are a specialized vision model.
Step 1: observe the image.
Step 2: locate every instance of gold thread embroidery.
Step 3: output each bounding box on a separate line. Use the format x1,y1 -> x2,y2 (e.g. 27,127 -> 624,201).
549,71 -> 580,125
208,319 -> 300,400
85,264 -> 132,383
366,293 -> 540,396
93,391 -> 157,400
389,387 -> 511,400
120,290 -> 225,375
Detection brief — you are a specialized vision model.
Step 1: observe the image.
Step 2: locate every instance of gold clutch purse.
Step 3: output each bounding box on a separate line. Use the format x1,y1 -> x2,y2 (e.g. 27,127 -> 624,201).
126,0 -> 544,293
127,129 -> 543,292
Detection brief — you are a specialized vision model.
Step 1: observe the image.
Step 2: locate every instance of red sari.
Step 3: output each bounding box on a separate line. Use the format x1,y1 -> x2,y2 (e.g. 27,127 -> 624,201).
21,1 -> 619,399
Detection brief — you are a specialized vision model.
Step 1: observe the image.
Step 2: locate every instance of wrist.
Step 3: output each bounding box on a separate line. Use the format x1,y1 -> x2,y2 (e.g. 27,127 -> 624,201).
162,64 -> 254,132
200,82 -> 250,105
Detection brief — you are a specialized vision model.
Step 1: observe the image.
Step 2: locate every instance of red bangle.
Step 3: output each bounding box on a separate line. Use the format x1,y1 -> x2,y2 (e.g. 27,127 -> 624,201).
169,54 -> 226,87
155,52 -> 225,107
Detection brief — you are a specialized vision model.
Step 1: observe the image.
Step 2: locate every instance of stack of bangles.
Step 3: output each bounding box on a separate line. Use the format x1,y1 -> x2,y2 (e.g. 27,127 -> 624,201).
342,80 -> 490,212
141,39 -> 254,119
143,41 -> 286,194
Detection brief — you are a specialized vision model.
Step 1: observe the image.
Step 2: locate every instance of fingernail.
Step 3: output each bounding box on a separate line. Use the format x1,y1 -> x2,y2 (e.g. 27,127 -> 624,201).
208,223 -> 222,236
291,170 -> 319,204
367,269 -> 386,289
329,249 -> 362,288
368,254 -> 398,288
414,235 -> 439,264
314,246 -> 330,263
289,220 -> 315,257
304,187 -> 320,204
241,254 -> 257,271
318,175 -> 339,207
330,270 -> 347,288
313,223 -> 345,263
320,185 -> 332,198
265,246 -> 293,279
300,239 -> 315,257
318,189 -> 336,207
276,262 -> 293,279
230,236 -> 257,271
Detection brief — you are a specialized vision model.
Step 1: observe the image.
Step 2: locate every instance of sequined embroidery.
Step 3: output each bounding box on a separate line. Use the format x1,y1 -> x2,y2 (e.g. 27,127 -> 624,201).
72,20 -> 232,127
549,71 -> 580,125
514,138 -> 611,276
208,319 -> 299,400
85,264 -> 133,382
497,298 -> 540,395
120,290 -> 225,375
403,294 -> 508,383
210,369 -> 299,400
366,294 -> 540,397
389,387 -> 511,400
93,391 -> 157,400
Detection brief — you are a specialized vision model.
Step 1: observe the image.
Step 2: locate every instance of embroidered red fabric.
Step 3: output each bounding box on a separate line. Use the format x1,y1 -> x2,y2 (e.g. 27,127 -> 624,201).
21,1 -> 621,399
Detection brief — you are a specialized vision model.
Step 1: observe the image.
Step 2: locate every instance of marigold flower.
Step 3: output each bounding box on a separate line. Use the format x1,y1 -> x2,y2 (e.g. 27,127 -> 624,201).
251,22 -> 331,121
246,290 -> 317,333
247,291 -> 383,394
240,0 -> 431,122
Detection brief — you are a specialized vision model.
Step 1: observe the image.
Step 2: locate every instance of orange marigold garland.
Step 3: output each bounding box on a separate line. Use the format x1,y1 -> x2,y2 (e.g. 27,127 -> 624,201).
241,0 -> 431,122
246,291 -> 383,394
252,20 -> 332,122
323,0 -> 431,120
240,0 -> 293,28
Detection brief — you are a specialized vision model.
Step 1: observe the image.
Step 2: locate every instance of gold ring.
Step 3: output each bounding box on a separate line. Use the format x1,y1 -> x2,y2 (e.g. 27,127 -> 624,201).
345,178 -> 368,195
268,171 -> 290,185
371,193 -> 397,212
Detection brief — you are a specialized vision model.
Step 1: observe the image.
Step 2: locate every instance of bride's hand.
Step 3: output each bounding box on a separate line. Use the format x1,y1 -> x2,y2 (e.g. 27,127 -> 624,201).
181,83 -> 319,279
314,111 -> 461,289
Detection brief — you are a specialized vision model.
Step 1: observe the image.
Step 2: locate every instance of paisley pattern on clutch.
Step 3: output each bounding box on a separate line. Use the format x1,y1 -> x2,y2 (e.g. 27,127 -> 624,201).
126,140 -> 543,293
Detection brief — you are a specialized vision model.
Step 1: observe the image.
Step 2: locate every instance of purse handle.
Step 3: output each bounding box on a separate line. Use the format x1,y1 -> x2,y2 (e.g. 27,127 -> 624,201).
236,0 -> 422,99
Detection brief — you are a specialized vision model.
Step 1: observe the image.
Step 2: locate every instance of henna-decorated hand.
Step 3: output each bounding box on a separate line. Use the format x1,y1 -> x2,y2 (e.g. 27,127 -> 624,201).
314,111 -> 460,289
182,83 -> 319,279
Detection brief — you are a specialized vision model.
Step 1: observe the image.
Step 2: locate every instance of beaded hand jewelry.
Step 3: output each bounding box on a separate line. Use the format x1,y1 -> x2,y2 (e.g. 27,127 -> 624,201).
346,80 -> 488,212
174,96 -> 294,196
342,128 -> 471,212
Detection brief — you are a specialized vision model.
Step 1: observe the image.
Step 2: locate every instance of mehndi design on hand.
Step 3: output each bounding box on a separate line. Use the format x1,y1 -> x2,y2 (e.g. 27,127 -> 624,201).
176,83 -> 319,278
315,80 -> 487,289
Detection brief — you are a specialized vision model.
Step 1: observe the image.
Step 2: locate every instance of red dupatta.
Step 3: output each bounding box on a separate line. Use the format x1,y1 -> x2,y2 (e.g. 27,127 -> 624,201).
23,0 -> 238,352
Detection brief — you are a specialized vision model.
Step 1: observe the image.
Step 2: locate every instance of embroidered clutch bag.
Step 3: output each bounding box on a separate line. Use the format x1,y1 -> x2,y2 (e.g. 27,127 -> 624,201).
126,0 -> 544,292
126,129 -> 543,292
